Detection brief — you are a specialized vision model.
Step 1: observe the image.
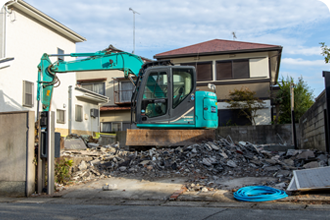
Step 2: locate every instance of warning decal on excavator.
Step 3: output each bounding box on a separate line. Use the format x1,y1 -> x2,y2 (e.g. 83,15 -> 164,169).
211,106 -> 216,113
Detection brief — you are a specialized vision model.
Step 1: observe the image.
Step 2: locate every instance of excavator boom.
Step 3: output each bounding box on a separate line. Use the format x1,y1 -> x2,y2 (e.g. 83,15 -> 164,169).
36,50 -> 218,149
37,51 -> 144,111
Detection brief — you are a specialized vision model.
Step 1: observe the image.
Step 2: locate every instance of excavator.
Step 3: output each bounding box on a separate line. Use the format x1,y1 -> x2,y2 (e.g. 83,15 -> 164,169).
36,50 -> 218,147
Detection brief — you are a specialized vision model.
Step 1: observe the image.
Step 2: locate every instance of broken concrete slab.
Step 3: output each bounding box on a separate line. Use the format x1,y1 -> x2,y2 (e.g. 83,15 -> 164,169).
78,161 -> 87,171
317,154 -> 328,162
263,166 -> 279,172
297,150 -> 315,160
282,159 -> 294,166
264,159 -> 277,165
87,143 -> 99,148
303,161 -> 319,169
286,149 -> 300,156
64,139 -> 87,150
97,135 -> 116,146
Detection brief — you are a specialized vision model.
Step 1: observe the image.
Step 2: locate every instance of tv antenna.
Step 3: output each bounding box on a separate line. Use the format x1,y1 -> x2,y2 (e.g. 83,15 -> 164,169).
232,32 -> 237,40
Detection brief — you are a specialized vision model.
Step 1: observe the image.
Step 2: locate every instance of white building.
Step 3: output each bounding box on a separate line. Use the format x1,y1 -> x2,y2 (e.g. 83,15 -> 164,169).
0,0 -> 107,136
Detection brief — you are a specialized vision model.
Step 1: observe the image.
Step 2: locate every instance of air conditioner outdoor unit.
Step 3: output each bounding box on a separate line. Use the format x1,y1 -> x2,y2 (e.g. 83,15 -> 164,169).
90,108 -> 99,118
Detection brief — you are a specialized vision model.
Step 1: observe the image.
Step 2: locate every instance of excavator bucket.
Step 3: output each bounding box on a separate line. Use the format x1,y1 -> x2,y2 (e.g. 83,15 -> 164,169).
126,129 -> 215,147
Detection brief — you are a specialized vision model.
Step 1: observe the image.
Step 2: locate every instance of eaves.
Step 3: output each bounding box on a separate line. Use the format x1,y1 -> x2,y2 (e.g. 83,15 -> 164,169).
154,47 -> 282,60
8,0 -> 86,43
75,86 -> 108,103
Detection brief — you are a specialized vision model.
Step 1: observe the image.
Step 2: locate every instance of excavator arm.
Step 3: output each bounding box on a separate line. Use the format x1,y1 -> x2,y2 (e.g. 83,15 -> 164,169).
37,51 -> 144,111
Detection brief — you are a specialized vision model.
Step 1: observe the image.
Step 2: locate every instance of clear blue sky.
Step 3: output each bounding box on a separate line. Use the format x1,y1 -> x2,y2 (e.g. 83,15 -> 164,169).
25,0 -> 330,98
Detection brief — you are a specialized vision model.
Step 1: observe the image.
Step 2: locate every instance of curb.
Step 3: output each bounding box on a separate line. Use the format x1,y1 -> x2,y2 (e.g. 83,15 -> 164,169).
169,186 -> 187,201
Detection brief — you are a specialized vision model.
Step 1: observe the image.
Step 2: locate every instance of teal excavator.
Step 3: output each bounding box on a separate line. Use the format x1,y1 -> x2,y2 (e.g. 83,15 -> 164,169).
36,51 -> 218,146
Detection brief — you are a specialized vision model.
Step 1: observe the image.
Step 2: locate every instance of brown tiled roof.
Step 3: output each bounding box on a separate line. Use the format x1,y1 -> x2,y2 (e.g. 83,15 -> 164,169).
101,106 -> 131,111
154,39 -> 281,59
103,44 -> 153,63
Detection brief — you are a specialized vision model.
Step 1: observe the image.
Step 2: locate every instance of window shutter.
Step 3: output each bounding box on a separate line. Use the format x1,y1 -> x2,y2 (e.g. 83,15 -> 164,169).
181,62 -> 212,81
216,61 -> 232,80
23,81 -> 34,107
75,105 -> 83,122
233,60 -> 249,79
56,109 -> 65,124
196,62 -> 212,81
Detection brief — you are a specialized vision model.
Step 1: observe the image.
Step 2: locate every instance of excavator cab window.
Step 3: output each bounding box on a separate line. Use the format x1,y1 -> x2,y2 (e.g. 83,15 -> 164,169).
142,71 -> 168,118
172,68 -> 193,109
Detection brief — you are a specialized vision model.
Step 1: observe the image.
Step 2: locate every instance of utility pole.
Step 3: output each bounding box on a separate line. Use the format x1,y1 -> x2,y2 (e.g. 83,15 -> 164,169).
290,82 -> 297,149
129,8 -> 140,54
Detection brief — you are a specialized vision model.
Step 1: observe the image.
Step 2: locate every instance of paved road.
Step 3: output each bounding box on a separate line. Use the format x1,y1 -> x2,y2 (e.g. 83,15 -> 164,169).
0,202 -> 330,220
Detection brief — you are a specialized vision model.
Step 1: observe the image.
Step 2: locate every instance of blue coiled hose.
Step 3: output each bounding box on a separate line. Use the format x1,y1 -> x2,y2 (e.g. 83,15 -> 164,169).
233,186 -> 288,202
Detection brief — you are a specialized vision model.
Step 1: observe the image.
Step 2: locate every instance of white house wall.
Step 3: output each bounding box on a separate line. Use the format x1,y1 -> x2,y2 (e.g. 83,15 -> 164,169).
0,6 -> 99,135
0,7 -> 76,113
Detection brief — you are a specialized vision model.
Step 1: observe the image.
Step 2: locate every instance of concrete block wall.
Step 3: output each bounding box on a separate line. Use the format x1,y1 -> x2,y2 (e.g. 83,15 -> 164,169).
0,111 -> 35,197
299,91 -> 327,151
216,124 -> 296,146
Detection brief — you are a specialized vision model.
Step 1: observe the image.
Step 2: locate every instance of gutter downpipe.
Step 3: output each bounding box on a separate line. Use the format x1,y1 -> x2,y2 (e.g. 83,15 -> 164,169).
68,85 -> 72,134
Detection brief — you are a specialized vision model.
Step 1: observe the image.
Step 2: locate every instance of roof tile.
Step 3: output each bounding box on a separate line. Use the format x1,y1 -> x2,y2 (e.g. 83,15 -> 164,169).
154,39 -> 281,58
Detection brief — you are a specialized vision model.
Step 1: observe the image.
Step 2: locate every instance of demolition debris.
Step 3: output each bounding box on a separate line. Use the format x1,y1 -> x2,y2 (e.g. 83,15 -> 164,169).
61,135 -> 330,192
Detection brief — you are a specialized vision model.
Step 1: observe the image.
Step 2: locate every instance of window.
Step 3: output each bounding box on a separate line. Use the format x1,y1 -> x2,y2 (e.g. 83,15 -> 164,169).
172,68 -> 193,109
22,80 -> 34,107
216,59 -> 249,80
81,82 -> 105,95
120,81 -> 134,102
75,105 -> 83,122
181,62 -> 212,81
101,122 -> 122,132
57,48 -> 64,61
101,122 -> 111,132
142,71 -> 168,118
143,72 -> 167,99
56,109 -> 65,124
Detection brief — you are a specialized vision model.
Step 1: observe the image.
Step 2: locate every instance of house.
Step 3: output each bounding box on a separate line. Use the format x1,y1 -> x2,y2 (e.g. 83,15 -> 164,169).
0,0 -> 107,136
154,39 -> 282,126
76,45 -> 152,132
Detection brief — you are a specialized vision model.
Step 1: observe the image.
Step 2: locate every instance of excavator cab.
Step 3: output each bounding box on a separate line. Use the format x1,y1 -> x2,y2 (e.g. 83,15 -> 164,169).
132,64 -> 218,129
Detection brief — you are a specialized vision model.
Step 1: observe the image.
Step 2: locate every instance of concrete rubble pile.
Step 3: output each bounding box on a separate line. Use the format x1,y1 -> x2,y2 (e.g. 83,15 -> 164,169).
62,136 -> 330,191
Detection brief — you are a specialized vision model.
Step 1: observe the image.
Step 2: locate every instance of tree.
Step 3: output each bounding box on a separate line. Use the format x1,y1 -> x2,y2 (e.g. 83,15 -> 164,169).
320,42 -> 330,63
275,76 -> 314,124
226,87 -> 266,125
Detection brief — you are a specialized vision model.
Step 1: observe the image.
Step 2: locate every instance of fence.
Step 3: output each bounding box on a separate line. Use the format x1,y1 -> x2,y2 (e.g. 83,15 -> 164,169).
0,111 -> 35,197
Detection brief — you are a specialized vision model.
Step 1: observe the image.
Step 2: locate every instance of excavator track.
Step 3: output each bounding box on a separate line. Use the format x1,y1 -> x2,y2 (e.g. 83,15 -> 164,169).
126,129 -> 215,148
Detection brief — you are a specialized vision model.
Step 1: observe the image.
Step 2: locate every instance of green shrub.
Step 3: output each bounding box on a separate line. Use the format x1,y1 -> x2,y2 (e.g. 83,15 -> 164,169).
55,158 -> 73,184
